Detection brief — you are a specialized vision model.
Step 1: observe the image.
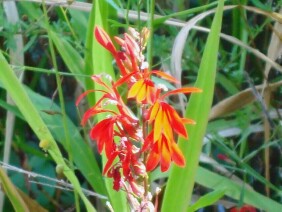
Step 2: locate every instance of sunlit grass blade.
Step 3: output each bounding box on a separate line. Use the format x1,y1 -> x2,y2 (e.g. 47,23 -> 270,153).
0,51 -> 96,211
87,0 -> 127,210
153,1 -> 219,25
161,0 -> 224,211
188,188 -> 226,212
0,167 -> 29,212
49,30 -> 86,88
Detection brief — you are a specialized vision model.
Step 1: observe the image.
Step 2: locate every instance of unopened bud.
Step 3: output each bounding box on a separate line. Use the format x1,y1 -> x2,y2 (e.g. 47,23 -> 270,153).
39,139 -> 51,151
56,164 -> 64,175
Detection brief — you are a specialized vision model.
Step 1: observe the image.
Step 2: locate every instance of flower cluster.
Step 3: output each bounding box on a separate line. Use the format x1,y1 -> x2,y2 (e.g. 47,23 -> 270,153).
76,26 -> 201,204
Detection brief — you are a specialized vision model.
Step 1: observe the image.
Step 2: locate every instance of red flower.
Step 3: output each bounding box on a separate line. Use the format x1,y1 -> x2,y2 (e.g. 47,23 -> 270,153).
76,74 -> 139,158
143,132 -> 185,172
103,139 -> 146,195
230,205 -> 257,212
141,86 -> 201,171
95,26 -> 149,77
90,117 -> 115,157
78,26 -> 202,198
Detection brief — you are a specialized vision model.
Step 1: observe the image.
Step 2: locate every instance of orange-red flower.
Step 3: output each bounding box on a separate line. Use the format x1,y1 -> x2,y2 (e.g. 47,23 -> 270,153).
128,78 -> 156,104
143,132 -> 185,172
78,26 -> 202,197
141,86 -> 201,171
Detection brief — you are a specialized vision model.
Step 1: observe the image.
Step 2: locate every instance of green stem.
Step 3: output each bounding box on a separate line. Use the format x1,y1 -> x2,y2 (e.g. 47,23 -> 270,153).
42,0 -> 73,171
60,7 -> 79,42
147,0 -> 155,71
42,1 -> 78,210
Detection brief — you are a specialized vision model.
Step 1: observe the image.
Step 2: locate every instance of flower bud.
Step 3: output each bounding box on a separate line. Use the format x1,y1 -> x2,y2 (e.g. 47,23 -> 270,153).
39,139 -> 51,151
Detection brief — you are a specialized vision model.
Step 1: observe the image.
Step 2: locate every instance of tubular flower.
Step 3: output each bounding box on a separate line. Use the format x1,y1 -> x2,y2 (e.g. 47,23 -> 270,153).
95,26 -> 150,77
148,101 -> 190,142
140,86 -> 201,171
143,132 -> 185,172
103,138 -> 146,195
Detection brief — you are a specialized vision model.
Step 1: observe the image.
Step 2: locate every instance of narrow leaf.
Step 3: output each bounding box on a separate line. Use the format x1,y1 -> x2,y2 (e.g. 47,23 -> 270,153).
0,167 -> 29,212
188,188 -> 227,212
161,0 -> 225,211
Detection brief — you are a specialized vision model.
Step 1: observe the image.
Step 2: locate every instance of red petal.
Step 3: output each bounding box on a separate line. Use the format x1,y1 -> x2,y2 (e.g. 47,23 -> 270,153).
94,26 -> 116,55
114,36 -> 124,46
171,142 -> 185,167
160,137 -> 171,172
162,102 -> 187,138
90,118 -> 114,154
146,150 -> 160,172
103,151 -> 119,175
124,40 -> 138,73
142,132 -> 154,151
81,108 -> 116,125
91,75 -> 112,91
75,89 -> 95,106
161,87 -> 202,99
151,70 -> 179,84
114,71 -> 138,87
182,118 -> 196,125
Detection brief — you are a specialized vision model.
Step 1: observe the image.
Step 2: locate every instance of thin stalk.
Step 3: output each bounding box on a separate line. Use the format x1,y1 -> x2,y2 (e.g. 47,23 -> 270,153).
147,0 -> 155,71
59,7 -> 79,42
42,1 -> 79,210
1,1 -> 24,211
141,105 -> 149,197
137,0 -> 143,34
12,65 -> 91,78
125,0 -> 130,26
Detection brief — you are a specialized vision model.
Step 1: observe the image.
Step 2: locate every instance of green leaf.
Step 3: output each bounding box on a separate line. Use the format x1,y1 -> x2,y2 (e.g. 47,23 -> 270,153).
153,1 -> 220,25
86,0 -> 128,210
0,167 -> 29,212
161,0 -> 225,211
188,188 -> 227,212
49,30 -> 86,89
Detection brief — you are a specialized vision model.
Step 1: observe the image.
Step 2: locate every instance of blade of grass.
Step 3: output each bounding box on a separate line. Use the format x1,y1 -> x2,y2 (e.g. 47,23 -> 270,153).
89,0 -> 128,210
153,1 -> 220,25
0,167 -> 29,212
16,188 -> 48,212
0,51 -> 95,211
188,188 -> 226,212
1,1 -> 24,210
161,0 -> 224,211
41,1 -> 81,209
83,2 -> 96,106
49,30 -> 86,89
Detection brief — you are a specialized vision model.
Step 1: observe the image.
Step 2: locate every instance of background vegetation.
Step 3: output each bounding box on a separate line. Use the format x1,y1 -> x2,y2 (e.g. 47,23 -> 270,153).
0,0 -> 282,211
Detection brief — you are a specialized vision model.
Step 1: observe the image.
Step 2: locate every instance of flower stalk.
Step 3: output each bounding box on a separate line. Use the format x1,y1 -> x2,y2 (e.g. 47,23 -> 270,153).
77,26 -> 201,210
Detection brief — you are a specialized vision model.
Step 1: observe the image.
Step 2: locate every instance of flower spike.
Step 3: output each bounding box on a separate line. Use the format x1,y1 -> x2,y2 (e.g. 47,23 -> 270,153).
77,26 -> 201,208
